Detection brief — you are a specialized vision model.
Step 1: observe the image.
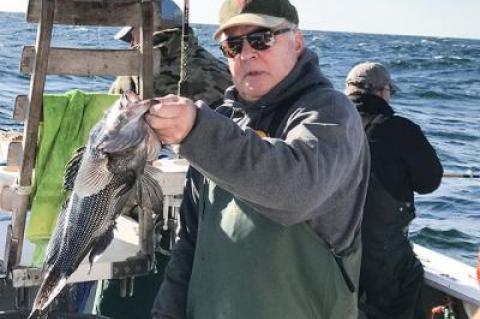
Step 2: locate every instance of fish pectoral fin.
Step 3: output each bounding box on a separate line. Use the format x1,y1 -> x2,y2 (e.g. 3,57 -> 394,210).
88,225 -> 115,271
137,165 -> 164,213
63,147 -> 86,191
74,154 -> 113,197
117,170 -> 137,197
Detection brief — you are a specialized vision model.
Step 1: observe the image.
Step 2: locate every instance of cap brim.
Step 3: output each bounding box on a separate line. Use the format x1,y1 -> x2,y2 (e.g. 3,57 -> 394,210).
114,26 -> 133,43
214,14 -> 287,41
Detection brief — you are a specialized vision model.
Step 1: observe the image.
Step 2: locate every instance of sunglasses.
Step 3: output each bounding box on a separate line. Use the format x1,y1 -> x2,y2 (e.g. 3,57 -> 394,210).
220,28 -> 293,58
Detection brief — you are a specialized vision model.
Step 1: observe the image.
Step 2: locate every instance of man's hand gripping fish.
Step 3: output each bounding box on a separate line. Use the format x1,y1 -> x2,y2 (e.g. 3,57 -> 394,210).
29,91 -> 163,318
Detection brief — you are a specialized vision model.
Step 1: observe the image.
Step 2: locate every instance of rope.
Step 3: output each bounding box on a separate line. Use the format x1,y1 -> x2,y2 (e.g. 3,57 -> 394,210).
13,184 -> 32,196
177,0 -> 191,96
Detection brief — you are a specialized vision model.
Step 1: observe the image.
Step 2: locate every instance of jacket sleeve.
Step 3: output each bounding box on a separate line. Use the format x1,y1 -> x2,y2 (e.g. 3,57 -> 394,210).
398,120 -> 443,194
151,168 -> 200,319
179,91 -> 368,227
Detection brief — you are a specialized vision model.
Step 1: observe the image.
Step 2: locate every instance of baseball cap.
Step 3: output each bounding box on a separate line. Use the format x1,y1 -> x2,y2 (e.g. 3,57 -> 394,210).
345,62 -> 399,96
114,0 -> 182,42
214,0 -> 299,41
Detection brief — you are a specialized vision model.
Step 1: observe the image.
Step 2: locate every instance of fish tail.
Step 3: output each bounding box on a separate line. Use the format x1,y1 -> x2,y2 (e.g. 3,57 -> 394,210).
27,308 -> 40,319
31,268 -> 67,315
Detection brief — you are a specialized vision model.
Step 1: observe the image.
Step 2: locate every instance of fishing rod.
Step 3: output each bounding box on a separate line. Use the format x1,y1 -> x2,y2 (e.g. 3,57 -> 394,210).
443,171 -> 480,178
178,0 -> 190,96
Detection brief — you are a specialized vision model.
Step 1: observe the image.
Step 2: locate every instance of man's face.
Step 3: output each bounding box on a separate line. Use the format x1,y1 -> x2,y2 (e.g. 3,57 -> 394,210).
223,25 -> 304,103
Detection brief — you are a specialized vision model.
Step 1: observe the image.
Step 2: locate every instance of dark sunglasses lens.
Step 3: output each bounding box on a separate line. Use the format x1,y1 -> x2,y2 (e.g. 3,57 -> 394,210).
220,30 -> 275,58
247,31 -> 273,50
221,39 -> 243,58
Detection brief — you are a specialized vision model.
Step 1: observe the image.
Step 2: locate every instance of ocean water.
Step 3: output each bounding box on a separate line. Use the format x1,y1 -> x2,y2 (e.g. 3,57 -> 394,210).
0,12 -> 479,266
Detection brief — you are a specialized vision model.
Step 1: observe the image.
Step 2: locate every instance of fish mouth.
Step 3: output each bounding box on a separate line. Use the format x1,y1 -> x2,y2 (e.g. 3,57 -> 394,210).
125,99 -> 152,119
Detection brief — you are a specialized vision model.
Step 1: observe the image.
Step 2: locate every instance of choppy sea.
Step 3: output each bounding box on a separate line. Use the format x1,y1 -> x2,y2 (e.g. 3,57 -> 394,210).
0,12 -> 479,266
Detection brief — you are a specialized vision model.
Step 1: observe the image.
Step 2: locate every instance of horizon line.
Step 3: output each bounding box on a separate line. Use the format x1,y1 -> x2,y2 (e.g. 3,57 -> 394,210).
0,10 -> 478,41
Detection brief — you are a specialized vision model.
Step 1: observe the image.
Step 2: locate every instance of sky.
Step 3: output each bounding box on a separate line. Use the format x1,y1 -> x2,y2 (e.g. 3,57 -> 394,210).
1,0 -> 479,40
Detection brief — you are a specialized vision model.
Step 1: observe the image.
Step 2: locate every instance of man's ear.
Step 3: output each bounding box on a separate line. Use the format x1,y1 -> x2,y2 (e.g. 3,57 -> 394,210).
293,31 -> 305,56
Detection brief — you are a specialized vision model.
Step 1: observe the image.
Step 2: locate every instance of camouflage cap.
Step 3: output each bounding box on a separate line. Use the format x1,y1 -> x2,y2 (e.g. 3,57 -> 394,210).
345,62 -> 399,96
114,0 -> 182,42
214,0 -> 299,40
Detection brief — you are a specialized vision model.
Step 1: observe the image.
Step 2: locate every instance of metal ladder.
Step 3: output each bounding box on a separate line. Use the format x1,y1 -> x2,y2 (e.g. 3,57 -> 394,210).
1,0 -> 158,309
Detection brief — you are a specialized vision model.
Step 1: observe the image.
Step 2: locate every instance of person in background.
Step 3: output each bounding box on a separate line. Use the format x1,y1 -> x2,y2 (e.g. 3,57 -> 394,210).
345,62 -> 443,319
110,0 -> 232,108
97,1 -> 231,318
147,0 -> 370,318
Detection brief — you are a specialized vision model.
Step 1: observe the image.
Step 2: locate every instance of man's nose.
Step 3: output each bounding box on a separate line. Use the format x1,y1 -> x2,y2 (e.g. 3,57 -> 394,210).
239,39 -> 257,60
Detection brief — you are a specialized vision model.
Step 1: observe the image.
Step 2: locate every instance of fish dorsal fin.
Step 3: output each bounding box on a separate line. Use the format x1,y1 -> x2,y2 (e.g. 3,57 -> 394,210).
64,147 -> 86,191
137,165 -> 164,214
73,151 -> 113,197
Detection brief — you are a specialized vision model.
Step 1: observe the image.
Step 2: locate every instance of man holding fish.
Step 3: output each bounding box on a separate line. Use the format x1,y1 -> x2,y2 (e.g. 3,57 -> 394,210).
147,0 -> 370,318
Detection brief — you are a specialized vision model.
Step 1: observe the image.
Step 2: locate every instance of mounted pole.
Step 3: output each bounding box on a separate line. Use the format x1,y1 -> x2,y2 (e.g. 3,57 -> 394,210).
177,0 -> 190,96
443,171 -> 480,179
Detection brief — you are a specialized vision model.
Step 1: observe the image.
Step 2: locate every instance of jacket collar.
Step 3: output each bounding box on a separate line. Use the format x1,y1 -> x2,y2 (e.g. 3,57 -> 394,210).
349,94 -> 395,117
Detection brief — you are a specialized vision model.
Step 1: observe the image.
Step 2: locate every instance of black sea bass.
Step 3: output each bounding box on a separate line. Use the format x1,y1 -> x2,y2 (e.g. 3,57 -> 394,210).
29,91 -> 163,318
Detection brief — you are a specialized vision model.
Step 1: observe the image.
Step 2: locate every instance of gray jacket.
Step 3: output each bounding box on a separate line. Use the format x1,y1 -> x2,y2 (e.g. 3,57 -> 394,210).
152,48 -> 370,319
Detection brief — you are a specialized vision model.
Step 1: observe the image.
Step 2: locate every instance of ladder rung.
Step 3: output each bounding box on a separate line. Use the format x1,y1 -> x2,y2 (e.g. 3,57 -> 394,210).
27,0 -> 141,27
21,46 -> 155,76
7,142 -> 23,167
13,95 -> 29,121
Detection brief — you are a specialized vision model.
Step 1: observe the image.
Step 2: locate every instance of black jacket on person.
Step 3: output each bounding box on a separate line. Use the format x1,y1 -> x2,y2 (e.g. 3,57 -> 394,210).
351,93 -> 443,319
350,94 -> 443,203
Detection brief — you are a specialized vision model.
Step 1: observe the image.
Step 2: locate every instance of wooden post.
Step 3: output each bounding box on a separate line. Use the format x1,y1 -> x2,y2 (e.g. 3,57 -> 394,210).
6,0 -> 55,270
138,0 -> 155,266
21,0 -> 54,187
139,0 -> 154,99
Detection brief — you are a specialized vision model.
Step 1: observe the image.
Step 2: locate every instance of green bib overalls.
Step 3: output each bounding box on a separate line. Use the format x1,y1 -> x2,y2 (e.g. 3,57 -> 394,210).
186,180 -> 361,319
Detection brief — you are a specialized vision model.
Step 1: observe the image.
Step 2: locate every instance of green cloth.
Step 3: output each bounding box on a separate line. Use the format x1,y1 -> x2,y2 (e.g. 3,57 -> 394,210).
187,180 -> 362,319
27,90 -> 119,265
